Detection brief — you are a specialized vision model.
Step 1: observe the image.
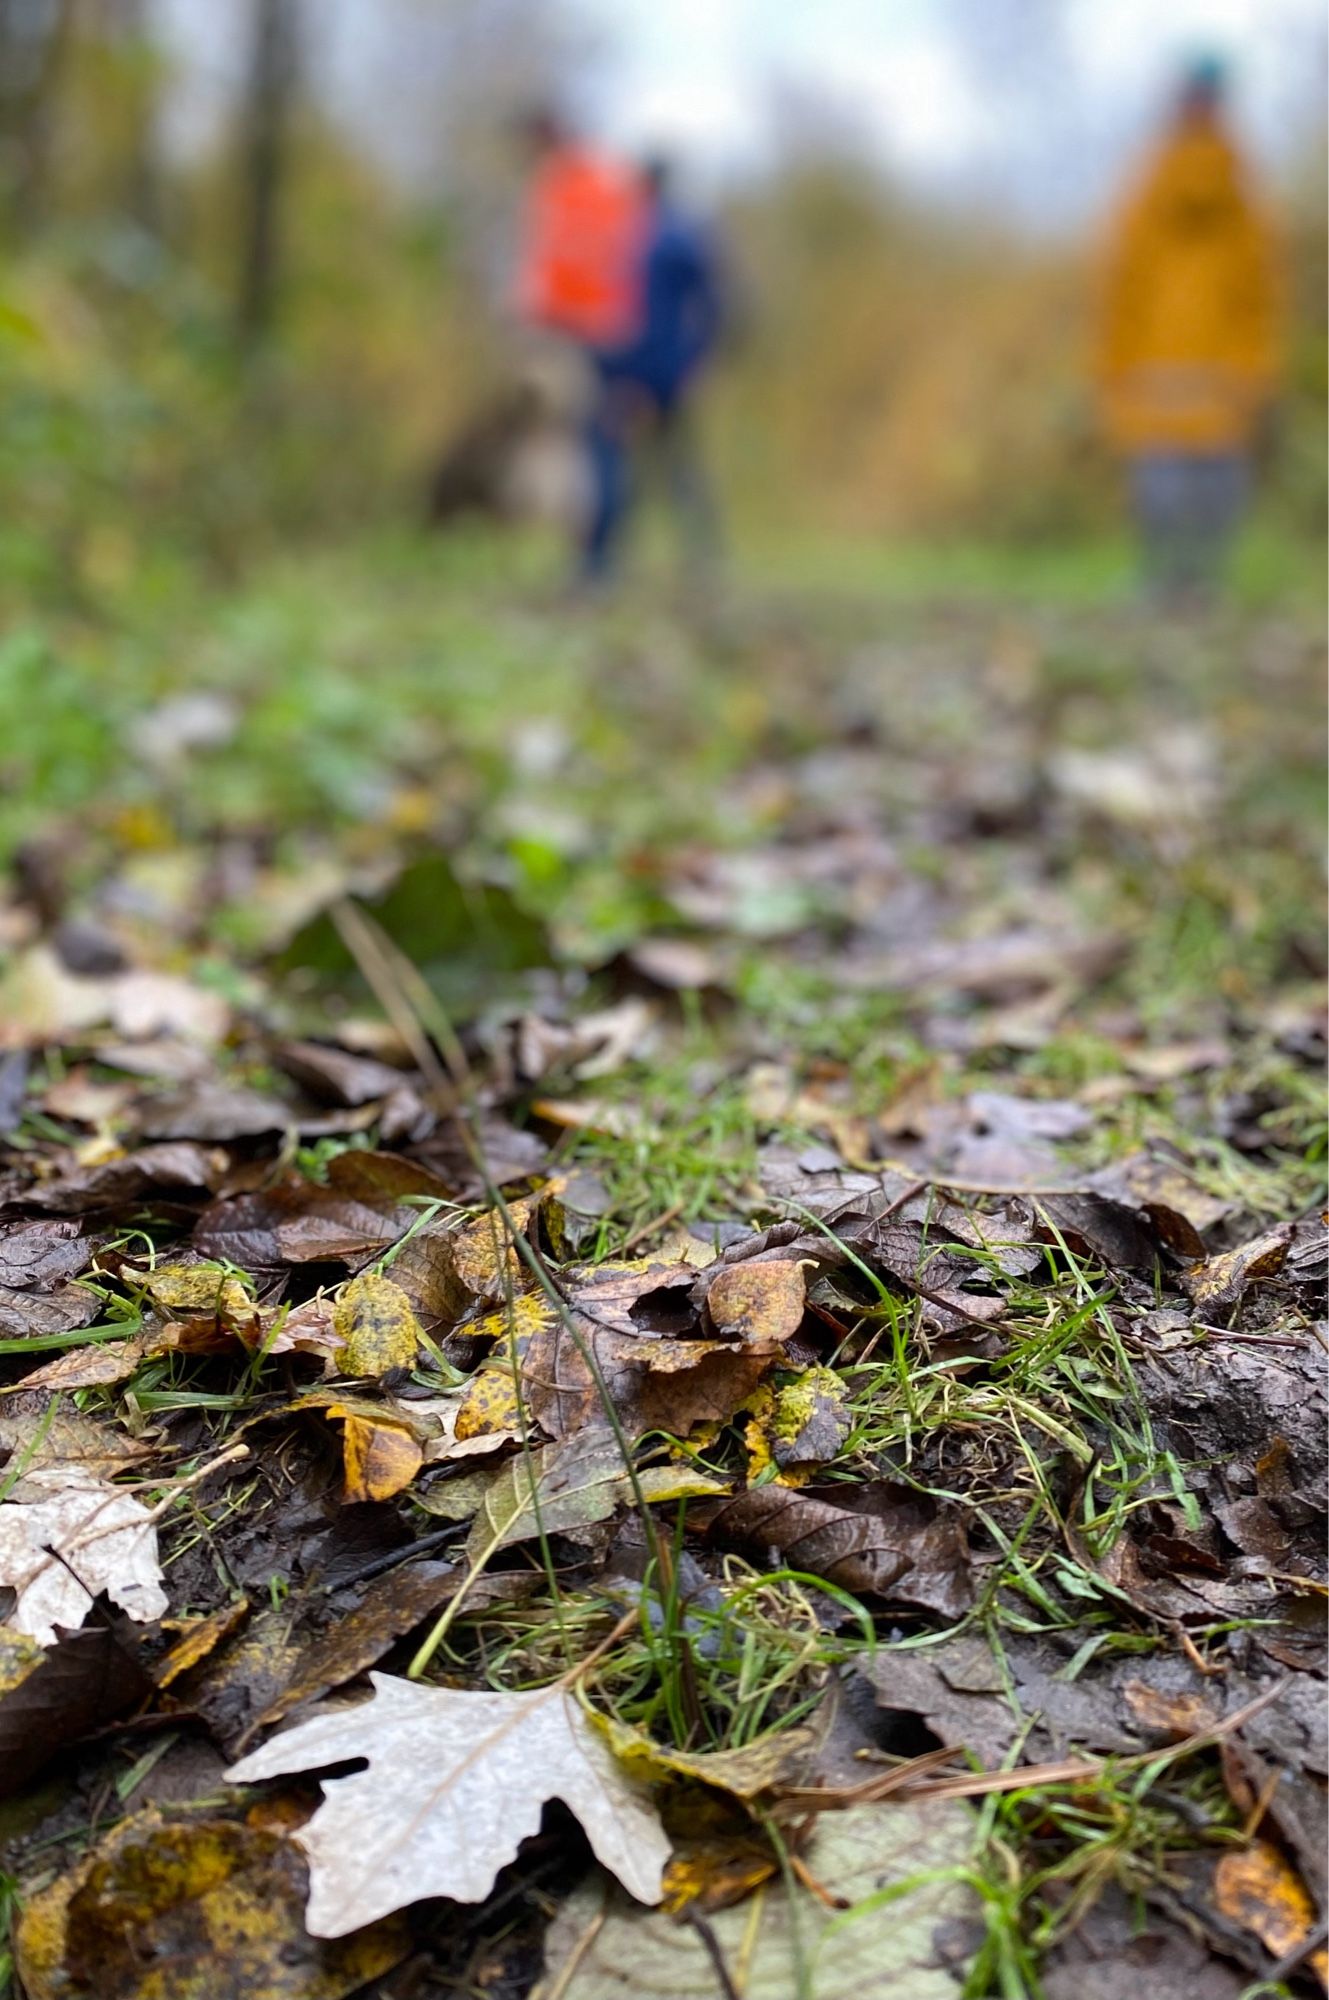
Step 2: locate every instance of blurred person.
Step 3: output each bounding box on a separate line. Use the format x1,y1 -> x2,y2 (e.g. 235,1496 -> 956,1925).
597,155 -> 727,578
513,107 -> 649,583
1096,56 -> 1282,602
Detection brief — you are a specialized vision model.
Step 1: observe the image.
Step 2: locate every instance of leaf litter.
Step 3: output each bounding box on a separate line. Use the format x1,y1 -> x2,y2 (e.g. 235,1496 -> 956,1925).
0,590 -> 1322,1999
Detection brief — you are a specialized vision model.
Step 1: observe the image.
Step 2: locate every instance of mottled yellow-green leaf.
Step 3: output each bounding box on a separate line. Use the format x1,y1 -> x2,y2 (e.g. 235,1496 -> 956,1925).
15,1807 -> 406,2000
744,1366 -> 852,1483
705,1261 -> 806,1348
333,1273 -> 420,1376
465,1436 -> 726,1561
131,1262 -> 254,1324
451,1200 -> 534,1301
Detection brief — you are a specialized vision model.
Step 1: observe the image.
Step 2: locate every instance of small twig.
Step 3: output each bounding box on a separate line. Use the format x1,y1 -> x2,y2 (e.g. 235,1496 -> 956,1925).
620,1200 -> 686,1254
541,1908 -> 607,2000
685,1909 -> 743,2000
780,1679 -> 1289,1814
314,1522 -> 470,1593
1174,1622 -> 1227,1678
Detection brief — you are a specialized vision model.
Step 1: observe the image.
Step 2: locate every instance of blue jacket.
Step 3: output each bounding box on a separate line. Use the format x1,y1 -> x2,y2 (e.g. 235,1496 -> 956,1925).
602,205 -> 723,406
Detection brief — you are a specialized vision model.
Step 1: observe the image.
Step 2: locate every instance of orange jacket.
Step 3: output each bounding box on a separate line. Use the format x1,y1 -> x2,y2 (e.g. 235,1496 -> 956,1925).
1097,113 -> 1282,452
515,147 -> 647,349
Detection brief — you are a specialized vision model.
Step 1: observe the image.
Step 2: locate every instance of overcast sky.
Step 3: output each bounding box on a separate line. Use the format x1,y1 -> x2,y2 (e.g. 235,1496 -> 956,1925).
576,0 -> 1325,218
159,0 -> 1326,227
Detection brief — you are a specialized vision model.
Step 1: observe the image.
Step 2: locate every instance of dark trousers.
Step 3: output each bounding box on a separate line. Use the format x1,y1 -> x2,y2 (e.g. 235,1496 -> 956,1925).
579,374 -> 718,582
1129,451 -> 1249,599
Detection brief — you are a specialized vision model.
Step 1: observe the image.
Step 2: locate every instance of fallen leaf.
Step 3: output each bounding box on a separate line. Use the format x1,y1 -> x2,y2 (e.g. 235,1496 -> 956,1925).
274,1040 -> 412,1106
0,1218 -> 93,1289
451,1199 -> 535,1300
326,1405 -> 424,1502
1181,1225 -> 1293,1314
0,1281 -> 100,1338
464,1435 -> 726,1561
11,1336 -> 150,1393
125,1259 -> 256,1328
704,1261 -> 807,1345
12,1142 -> 228,1216
240,1561 -> 506,1743
14,1808 -> 405,2000
227,1671 -> 671,1931
155,1599 -> 252,1688
131,1082 -> 295,1142
0,1623 -> 151,1795
1212,1840 -> 1328,1983
539,1797 -> 979,1998
709,1481 -> 972,1618
332,1271 -> 420,1376
744,1367 -> 852,1480
0,1465 -> 167,1644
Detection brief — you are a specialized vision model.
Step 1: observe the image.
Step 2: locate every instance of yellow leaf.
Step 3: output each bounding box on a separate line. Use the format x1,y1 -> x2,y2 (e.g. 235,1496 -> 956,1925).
453,1294 -> 556,1441
327,1408 -> 424,1503
1213,1841 -> 1328,1984
132,1263 -> 255,1325
333,1273 -> 420,1376
15,1808 -> 406,2000
452,1200 -> 534,1301
155,1600 -> 251,1689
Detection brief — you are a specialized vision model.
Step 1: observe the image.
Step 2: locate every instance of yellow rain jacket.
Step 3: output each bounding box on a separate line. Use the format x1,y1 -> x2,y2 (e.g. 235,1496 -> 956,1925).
1097,113 -> 1282,453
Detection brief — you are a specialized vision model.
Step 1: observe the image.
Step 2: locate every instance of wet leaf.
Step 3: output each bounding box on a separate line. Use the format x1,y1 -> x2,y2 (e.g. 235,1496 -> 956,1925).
332,1272 -> 420,1376
154,1599 -> 252,1689
703,1260 -> 807,1345
227,1671 -> 670,1931
744,1367 -> 852,1480
710,1481 -> 973,1618
540,1798 -> 979,1998
1212,1840 -> 1328,1983
451,1199 -> 535,1300
0,1623 -> 151,1794
1181,1225 -> 1293,1314
15,1809 -> 406,2000
132,1082 -> 294,1142
13,1142 -> 228,1217
0,1218 -> 93,1290
0,1466 -> 167,1644
0,1281 -> 100,1338
241,1560 -> 513,1743
126,1260 -> 256,1327
326,1405 -> 424,1502
11,1335 -> 150,1393
274,1040 -> 411,1106
601,1712 -> 821,1801
465,1435 -> 725,1561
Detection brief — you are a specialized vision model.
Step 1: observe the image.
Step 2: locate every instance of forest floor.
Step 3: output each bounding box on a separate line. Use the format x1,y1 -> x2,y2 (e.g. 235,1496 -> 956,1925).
0,532 -> 1323,2000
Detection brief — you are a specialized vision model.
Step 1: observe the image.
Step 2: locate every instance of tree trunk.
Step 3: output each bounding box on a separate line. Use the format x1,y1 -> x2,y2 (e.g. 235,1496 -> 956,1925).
237,0 -> 298,348
0,0 -> 76,232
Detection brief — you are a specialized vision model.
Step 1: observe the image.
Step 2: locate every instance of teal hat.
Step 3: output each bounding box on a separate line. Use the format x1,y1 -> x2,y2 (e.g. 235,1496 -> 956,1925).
1183,52 -> 1228,102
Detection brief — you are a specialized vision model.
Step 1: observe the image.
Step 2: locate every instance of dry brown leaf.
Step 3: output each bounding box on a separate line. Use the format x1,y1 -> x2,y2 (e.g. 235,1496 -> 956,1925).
227,1673 -> 670,1932
708,1481 -> 972,1618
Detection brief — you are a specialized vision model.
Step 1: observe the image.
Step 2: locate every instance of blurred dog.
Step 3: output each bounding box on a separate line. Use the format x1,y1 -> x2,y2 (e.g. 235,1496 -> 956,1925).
426,349 -> 589,531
